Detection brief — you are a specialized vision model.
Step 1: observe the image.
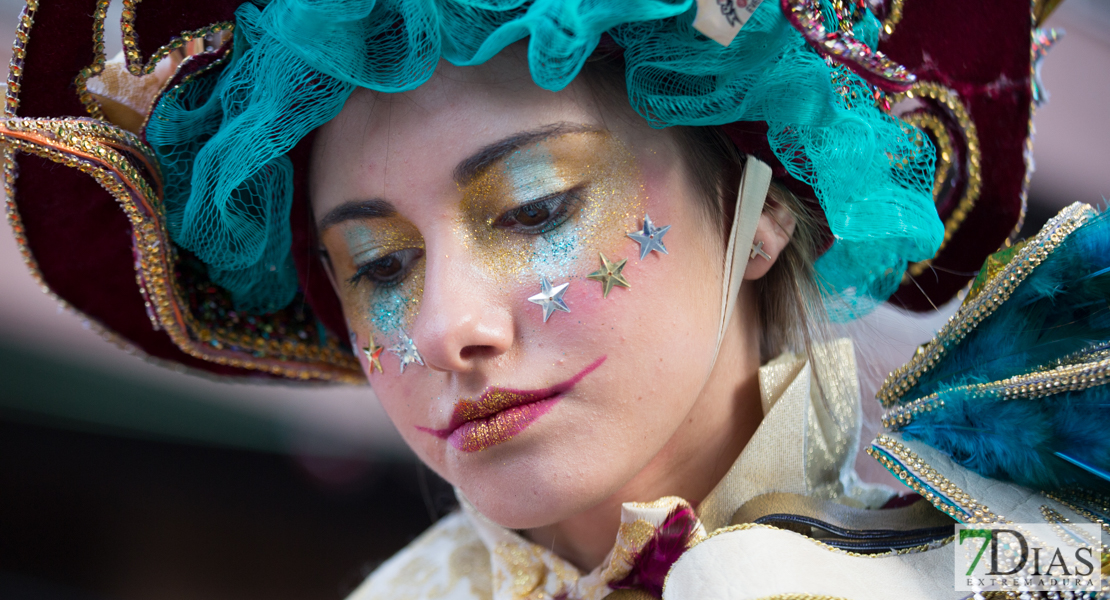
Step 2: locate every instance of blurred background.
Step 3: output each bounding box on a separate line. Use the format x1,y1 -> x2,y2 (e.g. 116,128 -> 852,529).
0,1 -> 1108,599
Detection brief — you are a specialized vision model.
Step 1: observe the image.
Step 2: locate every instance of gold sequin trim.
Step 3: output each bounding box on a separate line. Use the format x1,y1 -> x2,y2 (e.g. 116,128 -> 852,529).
73,0 -> 234,120
120,0 -> 234,76
900,111 -> 952,203
73,0 -> 110,120
0,117 -> 360,382
5,0 -> 37,117
892,83 -> 982,282
880,0 -> 904,36
877,203 -> 1096,407
1045,490 -> 1110,537
1010,0 -> 1041,247
1040,505 -> 1103,549
881,353 -> 1110,429
868,434 -> 1003,524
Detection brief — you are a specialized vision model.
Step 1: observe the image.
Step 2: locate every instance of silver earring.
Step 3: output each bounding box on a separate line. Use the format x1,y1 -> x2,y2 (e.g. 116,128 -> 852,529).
750,240 -> 771,261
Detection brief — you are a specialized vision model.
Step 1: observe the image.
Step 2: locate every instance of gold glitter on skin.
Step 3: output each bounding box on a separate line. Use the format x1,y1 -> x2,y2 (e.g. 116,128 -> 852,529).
416,389 -> 552,452
456,131 -> 644,284
326,219 -> 425,336
454,389 -> 535,422
455,405 -> 551,452
323,131 -> 643,347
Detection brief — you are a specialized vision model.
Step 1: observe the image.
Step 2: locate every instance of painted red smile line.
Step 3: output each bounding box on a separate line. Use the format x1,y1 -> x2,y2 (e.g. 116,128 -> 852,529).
417,356 -> 606,452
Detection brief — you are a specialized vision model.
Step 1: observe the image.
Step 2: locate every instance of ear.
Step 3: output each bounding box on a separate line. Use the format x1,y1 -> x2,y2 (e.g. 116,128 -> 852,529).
742,197 -> 796,281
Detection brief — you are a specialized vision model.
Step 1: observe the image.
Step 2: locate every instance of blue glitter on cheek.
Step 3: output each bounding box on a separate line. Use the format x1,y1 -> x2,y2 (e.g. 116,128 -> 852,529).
365,266 -> 424,337
527,227 -> 584,281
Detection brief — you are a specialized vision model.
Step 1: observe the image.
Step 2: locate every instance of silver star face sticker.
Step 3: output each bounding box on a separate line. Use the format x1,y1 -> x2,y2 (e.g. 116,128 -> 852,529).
389,331 -> 424,374
527,277 -> 571,323
627,213 -> 671,260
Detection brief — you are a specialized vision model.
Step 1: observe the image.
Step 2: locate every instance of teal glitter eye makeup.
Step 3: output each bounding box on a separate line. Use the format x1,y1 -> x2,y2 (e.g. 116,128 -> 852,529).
326,219 -> 426,337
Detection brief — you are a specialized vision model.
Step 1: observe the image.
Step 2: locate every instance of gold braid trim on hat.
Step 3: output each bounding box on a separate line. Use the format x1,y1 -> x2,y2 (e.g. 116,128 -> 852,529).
1,117 -> 362,382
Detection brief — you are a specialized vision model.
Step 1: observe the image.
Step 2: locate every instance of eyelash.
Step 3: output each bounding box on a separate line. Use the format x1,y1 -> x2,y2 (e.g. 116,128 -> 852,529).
347,187 -> 584,288
492,187 -> 584,234
347,248 -> 424,289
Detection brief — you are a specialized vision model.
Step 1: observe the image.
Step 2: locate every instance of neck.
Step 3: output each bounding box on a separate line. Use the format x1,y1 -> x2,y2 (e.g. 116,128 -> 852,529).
523,291 -> 765,571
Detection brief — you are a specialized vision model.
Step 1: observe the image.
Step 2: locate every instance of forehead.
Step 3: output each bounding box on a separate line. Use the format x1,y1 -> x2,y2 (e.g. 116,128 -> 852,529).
308,53 -> 613,218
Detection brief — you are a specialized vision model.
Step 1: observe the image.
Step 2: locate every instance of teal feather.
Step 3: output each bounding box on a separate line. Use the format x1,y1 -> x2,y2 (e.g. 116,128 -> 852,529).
898,208 -> 1110,492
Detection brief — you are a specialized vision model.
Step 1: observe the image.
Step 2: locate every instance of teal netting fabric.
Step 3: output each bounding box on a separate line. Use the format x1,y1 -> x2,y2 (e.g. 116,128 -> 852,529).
145,0 -> 941,318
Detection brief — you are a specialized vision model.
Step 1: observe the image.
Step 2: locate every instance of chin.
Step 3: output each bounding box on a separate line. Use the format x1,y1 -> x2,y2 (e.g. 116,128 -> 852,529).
448,449 -> 614,530
461,481 -> 590,530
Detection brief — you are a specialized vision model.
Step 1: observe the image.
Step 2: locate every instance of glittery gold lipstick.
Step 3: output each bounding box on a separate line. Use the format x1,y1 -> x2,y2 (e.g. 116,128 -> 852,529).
418,356 -> 606,452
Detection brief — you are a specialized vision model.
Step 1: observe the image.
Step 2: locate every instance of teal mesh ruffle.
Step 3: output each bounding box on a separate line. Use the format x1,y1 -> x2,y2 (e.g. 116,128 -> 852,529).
145,0 -> 941,318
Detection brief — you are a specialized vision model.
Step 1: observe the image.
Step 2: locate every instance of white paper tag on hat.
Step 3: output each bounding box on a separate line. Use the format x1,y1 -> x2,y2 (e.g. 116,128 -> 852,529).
692,0 -> 763,47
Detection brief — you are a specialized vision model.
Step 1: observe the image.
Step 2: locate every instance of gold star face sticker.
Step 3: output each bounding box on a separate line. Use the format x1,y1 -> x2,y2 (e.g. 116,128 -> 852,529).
587,252 -> 631,298
362,334 -> 384,374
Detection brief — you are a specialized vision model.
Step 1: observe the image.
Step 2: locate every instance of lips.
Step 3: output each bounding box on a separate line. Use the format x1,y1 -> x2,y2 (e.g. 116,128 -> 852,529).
417,356 -> 606,452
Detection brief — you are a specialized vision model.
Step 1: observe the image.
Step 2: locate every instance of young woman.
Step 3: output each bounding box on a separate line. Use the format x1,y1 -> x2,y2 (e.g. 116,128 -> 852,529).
5,0 -> 1108,598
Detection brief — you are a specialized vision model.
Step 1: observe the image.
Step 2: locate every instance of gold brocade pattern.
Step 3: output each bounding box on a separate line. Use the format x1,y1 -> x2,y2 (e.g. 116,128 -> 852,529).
449,541 -> 494,599
604,519 -> 656,583
598,497 -> 706,586
491,544 -> 550,598
753,596 -> 852,600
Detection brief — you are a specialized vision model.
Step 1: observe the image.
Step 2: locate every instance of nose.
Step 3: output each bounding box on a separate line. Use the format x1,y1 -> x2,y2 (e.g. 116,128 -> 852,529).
409,244 -> 514,373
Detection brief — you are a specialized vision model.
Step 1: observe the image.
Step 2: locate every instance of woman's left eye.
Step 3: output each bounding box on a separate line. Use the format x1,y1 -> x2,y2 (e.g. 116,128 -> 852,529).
492,188 -> 582,234
348,247 -> 424,288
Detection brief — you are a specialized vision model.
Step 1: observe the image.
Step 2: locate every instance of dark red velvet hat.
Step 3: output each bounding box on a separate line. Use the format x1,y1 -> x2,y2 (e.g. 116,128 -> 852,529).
726,0 -> 1060,312
1,0 -> 1056,382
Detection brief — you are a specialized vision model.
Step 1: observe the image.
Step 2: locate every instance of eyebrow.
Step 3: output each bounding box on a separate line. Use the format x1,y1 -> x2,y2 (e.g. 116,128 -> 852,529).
452,122 -> 599,184
318,198 -> 396,231
317,122 -> 600,231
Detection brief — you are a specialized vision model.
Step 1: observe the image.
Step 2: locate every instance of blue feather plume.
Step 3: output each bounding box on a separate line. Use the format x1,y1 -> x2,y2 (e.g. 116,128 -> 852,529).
898,208 -> 1110,492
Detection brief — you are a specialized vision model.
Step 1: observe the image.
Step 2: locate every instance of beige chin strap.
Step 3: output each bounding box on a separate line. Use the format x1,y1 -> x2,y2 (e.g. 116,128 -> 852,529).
712,155 -> 773,364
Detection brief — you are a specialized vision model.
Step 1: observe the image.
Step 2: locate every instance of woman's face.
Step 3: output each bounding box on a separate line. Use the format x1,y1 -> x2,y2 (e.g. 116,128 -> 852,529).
310,53 -> 734,529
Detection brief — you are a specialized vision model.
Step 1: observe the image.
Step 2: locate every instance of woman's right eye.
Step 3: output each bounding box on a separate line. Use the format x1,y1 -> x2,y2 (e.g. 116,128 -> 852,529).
492,187 -> 583,234
348,248 -> 424,288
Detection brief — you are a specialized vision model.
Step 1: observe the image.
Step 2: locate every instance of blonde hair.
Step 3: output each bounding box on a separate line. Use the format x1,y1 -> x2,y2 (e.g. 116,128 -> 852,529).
668,125 -> 829,362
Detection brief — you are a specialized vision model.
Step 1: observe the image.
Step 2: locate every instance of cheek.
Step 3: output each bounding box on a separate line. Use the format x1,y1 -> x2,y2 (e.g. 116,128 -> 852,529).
520,196 -> 721,373
340,264 -> 425,360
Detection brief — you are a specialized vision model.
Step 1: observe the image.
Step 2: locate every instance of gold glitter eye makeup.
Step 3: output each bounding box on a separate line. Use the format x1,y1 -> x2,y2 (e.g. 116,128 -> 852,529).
328,219 -> 426,337
456,131 -> 644,284
348,248 -> 425,288
492,187 -> 584,234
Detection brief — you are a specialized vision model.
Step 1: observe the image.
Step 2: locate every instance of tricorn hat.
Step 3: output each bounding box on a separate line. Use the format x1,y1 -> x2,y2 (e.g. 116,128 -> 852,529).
1,0 -> 1057,382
